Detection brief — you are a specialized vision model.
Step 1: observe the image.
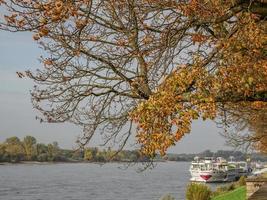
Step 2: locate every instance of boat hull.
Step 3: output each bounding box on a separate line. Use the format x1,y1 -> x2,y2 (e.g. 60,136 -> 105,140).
190,170 -> 236,183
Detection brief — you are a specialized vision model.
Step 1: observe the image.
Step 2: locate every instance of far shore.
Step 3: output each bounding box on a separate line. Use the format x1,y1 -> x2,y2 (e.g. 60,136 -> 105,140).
0,161 -> 84,165
0,159 -> 168,166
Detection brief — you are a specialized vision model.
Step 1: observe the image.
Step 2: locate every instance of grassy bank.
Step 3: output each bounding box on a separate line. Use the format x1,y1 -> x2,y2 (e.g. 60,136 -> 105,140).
212,186 -> 246,200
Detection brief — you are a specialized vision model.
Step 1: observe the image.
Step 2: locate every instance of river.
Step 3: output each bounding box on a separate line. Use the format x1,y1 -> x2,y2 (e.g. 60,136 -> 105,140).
0,162 -> 194,200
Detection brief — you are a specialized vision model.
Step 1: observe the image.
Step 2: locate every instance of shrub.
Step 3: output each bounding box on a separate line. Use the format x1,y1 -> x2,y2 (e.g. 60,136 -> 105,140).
238,176 -> 246,186
186,183 -> 211,200
227,183 -> 235,191
216,185 -> 228,193
160,194 -> 175,200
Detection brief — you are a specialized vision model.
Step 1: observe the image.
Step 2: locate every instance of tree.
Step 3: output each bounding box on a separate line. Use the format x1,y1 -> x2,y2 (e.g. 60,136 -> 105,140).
0,0 -> 266,157
36,143 -> 48,155
5,136 -> 21,145
95,149 -> 106,162
5,137 -> 24,162
84,148 -> 93,161
219,103 -> 267,153
0,143 -> 7,162
47,142 -> 60,161
23,136 -> 37,160
36,143 -> 49,161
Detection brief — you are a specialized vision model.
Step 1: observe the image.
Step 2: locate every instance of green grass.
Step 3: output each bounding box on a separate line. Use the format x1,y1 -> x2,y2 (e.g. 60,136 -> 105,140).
212,186 -> 246,200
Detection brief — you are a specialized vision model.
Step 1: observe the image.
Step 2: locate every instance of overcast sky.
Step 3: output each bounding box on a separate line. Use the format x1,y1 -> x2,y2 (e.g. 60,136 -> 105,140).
0,31 -> 232,153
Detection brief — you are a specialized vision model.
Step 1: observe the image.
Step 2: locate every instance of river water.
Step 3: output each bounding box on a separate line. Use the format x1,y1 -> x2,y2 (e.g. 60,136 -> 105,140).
0,162 -> 194,200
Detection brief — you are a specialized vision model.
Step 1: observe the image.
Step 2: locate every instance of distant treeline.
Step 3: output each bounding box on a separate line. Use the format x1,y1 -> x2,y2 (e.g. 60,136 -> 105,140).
0,136 -> 143,163
165,149 -> 267,162
1,136 -> 266,163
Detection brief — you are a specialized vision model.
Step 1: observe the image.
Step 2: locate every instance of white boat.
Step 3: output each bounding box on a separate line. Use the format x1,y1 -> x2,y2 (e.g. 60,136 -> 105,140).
228,161 -> 251,178
189,157 -> 249,183
253,167 -> 267,176
251,162 -> 267,176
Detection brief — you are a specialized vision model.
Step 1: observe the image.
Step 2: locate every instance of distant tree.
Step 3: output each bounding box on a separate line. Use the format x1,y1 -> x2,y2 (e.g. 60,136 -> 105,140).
95,150 -> 106,162
199,150 -> 213,158
36,143 -> 48,155
47,144 -> 54,161
84,148 -> 93,161
91,147 -> 98,159
47,142 -> 60,161
5,137 -> 24,162
0,143 -> 7,162
128,150 -> 140,162
23,136 -> 37,160
71,149 -> 84,161
36,143 -> 48,161
5,137 -> 21,145
61,149 -> 74,160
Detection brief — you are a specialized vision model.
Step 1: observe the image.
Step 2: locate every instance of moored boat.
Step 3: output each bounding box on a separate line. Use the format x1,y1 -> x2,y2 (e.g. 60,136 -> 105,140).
189,157 -> 249,183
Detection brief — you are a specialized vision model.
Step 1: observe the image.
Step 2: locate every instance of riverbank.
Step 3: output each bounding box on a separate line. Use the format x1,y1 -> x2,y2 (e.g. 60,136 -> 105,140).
211,173 -> 267,200
212,186 -> 246,200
